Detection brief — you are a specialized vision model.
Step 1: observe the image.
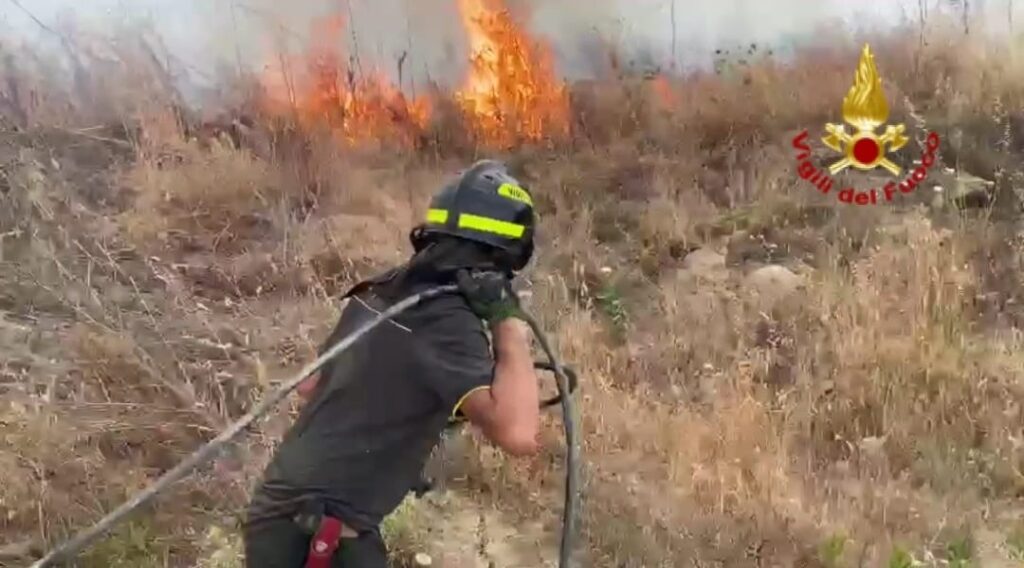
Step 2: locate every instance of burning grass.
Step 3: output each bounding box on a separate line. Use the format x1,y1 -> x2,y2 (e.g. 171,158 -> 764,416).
455,0 -> 570,149
254,0 -> 568,153
3,6 -> 1024,568
258,14 -> 432,151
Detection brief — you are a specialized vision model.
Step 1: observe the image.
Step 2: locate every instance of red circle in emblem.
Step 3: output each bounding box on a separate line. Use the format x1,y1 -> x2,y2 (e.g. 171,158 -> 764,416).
852,138 -> 880,164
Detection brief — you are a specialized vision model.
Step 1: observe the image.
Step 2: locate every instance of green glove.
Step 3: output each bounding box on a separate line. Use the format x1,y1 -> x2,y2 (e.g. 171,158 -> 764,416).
456,270 -> 522,324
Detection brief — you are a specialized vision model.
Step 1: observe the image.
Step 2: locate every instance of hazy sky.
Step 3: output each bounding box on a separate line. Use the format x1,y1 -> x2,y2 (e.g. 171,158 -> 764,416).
0,0 -> 1016,93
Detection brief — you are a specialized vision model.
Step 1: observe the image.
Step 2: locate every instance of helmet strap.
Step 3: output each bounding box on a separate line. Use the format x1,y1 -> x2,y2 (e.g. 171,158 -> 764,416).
409,226 -> 431,252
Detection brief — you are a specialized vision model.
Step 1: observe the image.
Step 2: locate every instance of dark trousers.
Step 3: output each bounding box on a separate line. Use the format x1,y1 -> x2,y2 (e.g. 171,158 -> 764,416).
243,516 -> 389,568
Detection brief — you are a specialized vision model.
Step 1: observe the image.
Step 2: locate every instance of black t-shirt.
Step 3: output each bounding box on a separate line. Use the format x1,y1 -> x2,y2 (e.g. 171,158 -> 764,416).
245,276 -> 493,532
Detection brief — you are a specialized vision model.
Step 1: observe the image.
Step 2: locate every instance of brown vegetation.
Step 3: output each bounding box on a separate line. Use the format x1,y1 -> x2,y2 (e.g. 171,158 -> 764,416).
2,9 -> 1024,568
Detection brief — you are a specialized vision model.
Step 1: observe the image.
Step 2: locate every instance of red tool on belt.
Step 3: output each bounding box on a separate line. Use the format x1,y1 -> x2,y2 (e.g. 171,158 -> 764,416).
305,515 -> 345,568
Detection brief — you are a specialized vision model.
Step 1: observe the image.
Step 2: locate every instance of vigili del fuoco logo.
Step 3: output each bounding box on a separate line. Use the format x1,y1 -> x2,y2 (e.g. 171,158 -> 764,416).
791,44 -> 941,205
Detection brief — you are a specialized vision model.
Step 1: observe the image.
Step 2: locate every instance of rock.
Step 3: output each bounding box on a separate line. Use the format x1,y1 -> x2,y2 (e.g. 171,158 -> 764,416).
677,248 -> 728,284
928,170 -> 995,210
726,230 -> 774,266
953,172 -> 994,195
744,265 -> 803,308
0,539 -> 37,561
660,265 -> 732,323
857,435 -> 887,457
681,247 -> 725,273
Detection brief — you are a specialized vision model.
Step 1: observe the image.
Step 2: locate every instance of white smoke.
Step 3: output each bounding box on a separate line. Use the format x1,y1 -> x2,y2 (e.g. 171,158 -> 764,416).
1,0 -> 1018,103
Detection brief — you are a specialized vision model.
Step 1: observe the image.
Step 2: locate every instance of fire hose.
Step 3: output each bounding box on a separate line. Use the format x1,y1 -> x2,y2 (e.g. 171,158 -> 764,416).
29,283 -> 581,568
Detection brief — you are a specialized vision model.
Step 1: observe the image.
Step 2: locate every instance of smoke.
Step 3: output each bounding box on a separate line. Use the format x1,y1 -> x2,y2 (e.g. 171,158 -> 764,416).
1,0 -> 1020,104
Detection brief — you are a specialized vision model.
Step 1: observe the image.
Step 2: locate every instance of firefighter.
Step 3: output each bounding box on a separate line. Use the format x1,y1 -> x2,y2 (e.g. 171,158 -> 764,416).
243,159 -> 542,567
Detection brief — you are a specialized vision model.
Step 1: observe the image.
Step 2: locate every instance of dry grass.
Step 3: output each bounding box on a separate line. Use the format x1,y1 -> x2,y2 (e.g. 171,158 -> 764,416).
2,10 -> 1024,568
122,138 -> 285,248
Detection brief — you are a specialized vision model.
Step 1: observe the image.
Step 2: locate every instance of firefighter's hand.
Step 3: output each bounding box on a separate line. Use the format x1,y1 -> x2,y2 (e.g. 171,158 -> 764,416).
456,270 -> 521,325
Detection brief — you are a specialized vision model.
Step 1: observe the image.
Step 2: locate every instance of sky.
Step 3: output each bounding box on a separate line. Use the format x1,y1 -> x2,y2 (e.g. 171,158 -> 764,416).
0,0 -> 1017,97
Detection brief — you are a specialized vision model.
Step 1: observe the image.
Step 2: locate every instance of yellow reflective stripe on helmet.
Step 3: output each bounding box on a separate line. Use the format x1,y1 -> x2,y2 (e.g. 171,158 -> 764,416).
457,213 -> 525,238
425,208 -> 526,239
425,208 -> 449,224
497,183 -> 533,207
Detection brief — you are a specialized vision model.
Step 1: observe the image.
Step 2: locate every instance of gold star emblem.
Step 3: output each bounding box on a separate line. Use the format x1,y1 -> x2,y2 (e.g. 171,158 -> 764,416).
822,44 -> 909,176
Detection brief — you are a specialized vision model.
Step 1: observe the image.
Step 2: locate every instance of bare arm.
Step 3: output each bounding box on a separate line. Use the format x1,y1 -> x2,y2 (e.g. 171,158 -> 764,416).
459,319 -> 540,456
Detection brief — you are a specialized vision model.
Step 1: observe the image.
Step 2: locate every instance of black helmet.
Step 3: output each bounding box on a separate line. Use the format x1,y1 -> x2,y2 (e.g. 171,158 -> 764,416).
411,160 -> 536,272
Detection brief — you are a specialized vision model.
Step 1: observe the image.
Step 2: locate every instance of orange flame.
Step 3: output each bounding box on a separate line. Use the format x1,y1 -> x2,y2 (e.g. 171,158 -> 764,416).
651,75 -> 678,109
258,3 -> 567,150
259,14 -> 431,148
455,0 -> 569,148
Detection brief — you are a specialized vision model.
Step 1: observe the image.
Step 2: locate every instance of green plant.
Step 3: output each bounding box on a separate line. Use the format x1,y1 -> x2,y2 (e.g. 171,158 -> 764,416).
819,533 -> 847,567
381,497 -> 423,551
945,535 -> 973,567
886,546 -> 916,568
595,281 -> 628,341
79,518 -> 168,568
196,525 -> 243,568
1006,524 -> 1024,561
